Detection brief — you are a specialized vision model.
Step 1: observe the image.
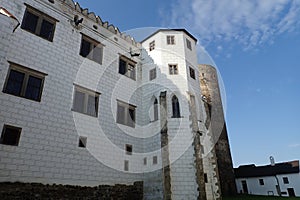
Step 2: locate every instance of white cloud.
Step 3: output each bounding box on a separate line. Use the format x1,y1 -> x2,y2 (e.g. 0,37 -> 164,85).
166,0 -> 300,49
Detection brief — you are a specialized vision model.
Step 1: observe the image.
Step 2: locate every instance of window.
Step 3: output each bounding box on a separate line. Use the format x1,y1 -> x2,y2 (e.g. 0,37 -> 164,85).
0,125 -> 22,146
143,157 -> 147,165
153,156 -> 158,165
21,5 -> 57,41
3,62 -> 46,102
149,40 -> 155,51
125,144 -> 133,155
166,35 -> 175,45
186,38 -> 192,50
204,173 -> 208,183
119,56 -> 136,80
153,98 -> 159,121
259,179 -> 264,185
78,136 -> 87,148
72,85 -> 100,117
80,34 -> 104,64
149,68 -> 156,80
189,67 -> 196,79
117,100 -> 136,128
124,160 -> 129,171
283,177 -> 289,184
169,64 -> 178,75
172,95 -> 181,118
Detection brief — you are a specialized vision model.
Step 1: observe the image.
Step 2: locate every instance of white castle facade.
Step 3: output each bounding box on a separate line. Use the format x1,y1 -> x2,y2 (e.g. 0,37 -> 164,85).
0,0 -> 235,199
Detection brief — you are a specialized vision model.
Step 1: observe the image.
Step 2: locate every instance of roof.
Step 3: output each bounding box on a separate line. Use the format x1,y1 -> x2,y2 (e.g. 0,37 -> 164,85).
141,29 -> 197,43
234,160 -> 299,178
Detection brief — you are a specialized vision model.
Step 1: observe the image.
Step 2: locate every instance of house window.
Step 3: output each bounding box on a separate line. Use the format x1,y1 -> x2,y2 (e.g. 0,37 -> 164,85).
283,177 -> 289,184
119,56 -> 136,80
189,67 -> 195,79
172,95 -> 181,118
125,144 -> 133,155
149,40 -> 155,51
153,156 -> 158,165
78,136 -> 87,148
143,157 -> 147,165
186,38 -> 192,50
72,85 -> 100,117
21,5 -> 57,41
117,100 -> 136,128
124,160 -> 129,171
3,62 -> 46,102
259,179 -> 264,185
153,98 -> 159,121
149,68 -> 156,80
0,125 -> 22,146
169,64 -> 178,75
80,34 -> 104,64
166,35 -> 175,45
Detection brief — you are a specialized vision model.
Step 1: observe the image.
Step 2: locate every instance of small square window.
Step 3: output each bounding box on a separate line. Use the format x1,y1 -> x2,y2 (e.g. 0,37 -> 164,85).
80,34 -> 104,64
143,157 -> 147,165
153,156 -> 158,165
119,56 -> 136,80
259,179 -> 264,185
3,62 -> 46,102
169,64 -> 178,75
189,67 -> 196,79
78,136 -> 87,148
125,144 -> 133,155
186,38 -> 192,50
149,40 -> 155,51
149,68 -> 156,81
124,160 -> 129,171
0,125 -> 22,146
72,85 -> 100,117
283,177 -> 289,184
21,5 -> 57,41
167,35 -> 175,45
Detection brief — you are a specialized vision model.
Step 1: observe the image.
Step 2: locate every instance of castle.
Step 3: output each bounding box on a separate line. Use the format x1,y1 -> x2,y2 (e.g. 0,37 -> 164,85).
0,0 -> 235,199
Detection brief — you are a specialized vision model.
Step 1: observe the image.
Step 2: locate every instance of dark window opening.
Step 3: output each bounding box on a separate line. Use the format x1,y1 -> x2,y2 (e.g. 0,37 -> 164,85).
80,34 -> 103,64
117,101 -> 136,128
169,64 -> 178,75
149,40 -> 155,51
119,56 -> 136,80
149,68 -> 156,80
125,144 -> 133,155
259,179 -> 264,185
167,35 -> 175,45
124,160 -> 129,171
172,95 -> 181,118
283,177 -> 289,184
153,98 -> 158,121
153,156 -> 158,165
78,136 -> 87,148
204,173 -> 208,183
3,63 -> 45,102
0,125 -> 22,146
186,38 -> 192,50
189,67 -> 196,79
21,6 -> 56,41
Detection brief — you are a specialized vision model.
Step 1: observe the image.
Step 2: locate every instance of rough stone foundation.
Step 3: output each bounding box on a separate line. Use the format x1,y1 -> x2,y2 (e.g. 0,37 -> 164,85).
0,181 -> 143,200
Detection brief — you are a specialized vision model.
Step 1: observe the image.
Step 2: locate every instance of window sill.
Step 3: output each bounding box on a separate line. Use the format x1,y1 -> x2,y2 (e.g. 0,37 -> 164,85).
71,109 -> 98,118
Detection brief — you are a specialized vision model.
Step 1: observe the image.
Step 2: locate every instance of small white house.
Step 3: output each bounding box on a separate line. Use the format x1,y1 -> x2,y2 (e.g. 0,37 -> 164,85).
235,160 -> 300,197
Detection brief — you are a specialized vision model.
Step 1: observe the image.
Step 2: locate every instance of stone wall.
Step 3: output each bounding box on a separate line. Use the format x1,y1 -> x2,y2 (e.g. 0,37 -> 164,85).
0,181 -> 143,200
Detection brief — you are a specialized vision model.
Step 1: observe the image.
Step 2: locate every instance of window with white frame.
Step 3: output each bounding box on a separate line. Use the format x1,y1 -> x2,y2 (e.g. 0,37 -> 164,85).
169,64 -> 178,75
166,35 -> 175,45
80,34 -> 104,64
119,56 -> 136,80
72,85 -> 100,117
0,125 -> 22,146
149,68 -> 156,80
21,5 -> 57,41
3,62 -> 46,102
117,100 -> 136,128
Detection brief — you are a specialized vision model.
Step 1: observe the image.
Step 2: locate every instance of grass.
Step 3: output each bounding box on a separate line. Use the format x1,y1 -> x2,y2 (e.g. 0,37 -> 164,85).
224,195 -> 300,200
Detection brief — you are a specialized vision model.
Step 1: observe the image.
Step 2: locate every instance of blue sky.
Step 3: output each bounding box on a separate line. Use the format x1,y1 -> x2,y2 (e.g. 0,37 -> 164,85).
76,0 -> 300,167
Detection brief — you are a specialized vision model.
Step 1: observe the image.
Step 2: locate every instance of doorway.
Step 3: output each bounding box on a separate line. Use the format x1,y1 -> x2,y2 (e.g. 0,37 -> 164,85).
241,180 -> 249,194
288,188 -> 296,197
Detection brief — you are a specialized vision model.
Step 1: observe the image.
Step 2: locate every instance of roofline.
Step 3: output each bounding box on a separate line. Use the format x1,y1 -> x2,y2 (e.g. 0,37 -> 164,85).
140,29 -> 197,43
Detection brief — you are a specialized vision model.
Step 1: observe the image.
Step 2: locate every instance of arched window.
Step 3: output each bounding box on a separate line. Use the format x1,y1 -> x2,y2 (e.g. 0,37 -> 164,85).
153,98 -> 158,121
172,95 -> 180,118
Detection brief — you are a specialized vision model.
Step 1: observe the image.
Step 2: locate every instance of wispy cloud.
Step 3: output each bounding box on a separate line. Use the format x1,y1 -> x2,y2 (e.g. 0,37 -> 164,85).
289,144 -> 300,148
164,0 -> 300,49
